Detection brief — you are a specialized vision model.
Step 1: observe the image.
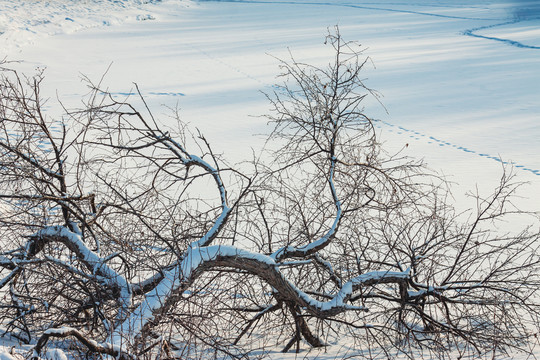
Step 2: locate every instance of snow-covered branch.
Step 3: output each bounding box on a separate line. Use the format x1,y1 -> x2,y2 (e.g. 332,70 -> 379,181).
114,244 -> 412,345
29,226 -> 132,317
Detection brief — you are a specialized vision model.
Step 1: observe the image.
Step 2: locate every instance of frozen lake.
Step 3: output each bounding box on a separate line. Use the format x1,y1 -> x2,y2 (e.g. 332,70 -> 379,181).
1,0 -> 539,208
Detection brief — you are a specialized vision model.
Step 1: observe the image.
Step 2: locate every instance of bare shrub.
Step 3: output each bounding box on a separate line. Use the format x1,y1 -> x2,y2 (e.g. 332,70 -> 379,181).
1,29 -> 540,359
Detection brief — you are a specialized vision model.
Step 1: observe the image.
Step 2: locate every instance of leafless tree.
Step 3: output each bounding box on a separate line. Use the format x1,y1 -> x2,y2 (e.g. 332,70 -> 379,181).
1,28 -> 540,359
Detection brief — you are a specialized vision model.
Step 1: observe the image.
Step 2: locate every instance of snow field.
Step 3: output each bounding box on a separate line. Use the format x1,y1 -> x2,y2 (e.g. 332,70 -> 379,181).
1,0 -> 540,358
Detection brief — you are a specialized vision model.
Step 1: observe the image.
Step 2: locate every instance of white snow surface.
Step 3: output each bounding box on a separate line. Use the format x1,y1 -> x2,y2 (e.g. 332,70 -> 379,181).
1,0 -> 540,358
1,0 -> 537,208
0,347 -> 20,360
0,345 -> 67,360
44,348 -> 68,360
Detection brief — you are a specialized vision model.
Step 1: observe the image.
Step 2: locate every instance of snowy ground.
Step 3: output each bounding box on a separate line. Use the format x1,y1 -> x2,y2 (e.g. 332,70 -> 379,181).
1,0 -> 540,358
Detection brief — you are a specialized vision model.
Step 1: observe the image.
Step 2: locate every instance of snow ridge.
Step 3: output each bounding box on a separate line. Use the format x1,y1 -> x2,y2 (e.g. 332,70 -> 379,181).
0,0 -> 169,54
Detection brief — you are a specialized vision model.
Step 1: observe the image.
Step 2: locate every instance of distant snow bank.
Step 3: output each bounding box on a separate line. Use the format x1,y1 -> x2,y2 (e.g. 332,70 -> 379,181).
0,0 -> 187,54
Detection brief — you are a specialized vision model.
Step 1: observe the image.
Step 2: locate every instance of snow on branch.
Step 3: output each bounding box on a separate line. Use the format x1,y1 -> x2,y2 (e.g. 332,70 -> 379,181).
114,244 -> 411,344
31,226 -> 132,316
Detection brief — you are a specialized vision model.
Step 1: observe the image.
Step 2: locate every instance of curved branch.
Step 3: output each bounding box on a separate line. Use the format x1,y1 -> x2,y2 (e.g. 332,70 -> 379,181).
271,156 -> 342,262
113,244 -> 410,345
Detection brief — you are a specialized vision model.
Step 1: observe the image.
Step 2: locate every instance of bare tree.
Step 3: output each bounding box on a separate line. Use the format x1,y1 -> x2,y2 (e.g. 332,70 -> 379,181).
1,29 -> 540,359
